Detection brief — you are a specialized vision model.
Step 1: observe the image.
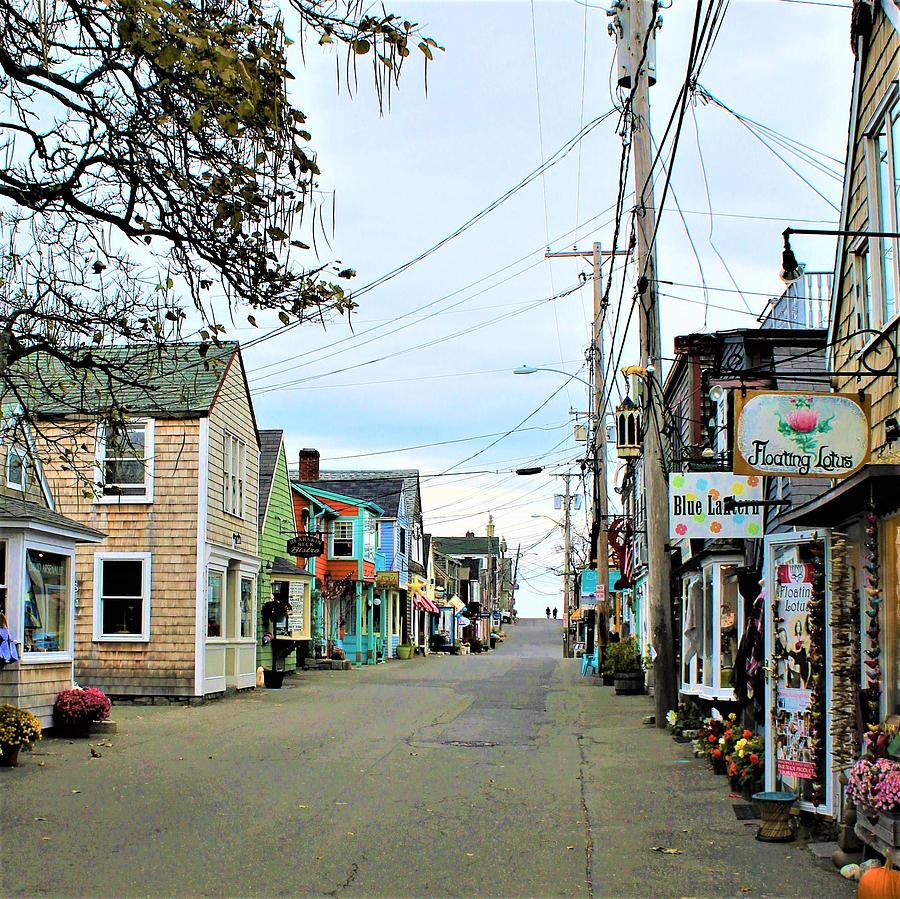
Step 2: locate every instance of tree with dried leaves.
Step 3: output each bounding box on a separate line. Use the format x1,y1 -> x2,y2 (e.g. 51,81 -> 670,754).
0,0 -> 440,433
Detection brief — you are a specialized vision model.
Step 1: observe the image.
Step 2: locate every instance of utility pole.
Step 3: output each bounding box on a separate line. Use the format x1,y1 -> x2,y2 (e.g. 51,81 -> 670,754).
563,471 -> 572,658
627,0 -> 675,722
511,542 -> 521,622
545,246 -> 627,650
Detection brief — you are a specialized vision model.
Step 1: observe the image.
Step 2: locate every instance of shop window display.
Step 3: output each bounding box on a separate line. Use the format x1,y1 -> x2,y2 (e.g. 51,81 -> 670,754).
207,570 -> 223,638
679,558 -> 744,699
23,549 -> 69,654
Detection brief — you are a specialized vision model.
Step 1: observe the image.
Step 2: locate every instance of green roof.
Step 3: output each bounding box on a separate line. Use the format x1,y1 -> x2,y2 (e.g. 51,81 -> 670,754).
432,536 -> 500,558
17,343 -> 239,419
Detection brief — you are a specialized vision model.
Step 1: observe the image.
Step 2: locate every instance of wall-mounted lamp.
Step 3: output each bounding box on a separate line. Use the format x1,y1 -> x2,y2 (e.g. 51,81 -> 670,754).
709,385 -> 724,403
886,417 -> 900,444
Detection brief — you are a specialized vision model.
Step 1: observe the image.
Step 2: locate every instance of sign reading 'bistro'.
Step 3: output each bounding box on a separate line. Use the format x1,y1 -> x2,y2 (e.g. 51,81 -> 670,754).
734,391 -> 869,479
286,533 -> 325,558
668,472 -> 764,539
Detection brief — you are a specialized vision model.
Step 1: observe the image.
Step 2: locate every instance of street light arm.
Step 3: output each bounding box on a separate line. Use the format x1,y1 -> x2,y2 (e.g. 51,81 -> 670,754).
512,365 -> 592,389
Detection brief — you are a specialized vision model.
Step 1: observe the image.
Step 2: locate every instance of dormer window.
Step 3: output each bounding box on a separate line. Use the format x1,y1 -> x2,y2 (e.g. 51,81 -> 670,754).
6,445 -> 27,491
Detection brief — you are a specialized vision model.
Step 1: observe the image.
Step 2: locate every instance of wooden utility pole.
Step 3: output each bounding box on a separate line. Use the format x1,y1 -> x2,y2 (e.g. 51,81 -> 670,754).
628,0 -> 675,722
562,471 -> 572,658
544,246 -> 628,635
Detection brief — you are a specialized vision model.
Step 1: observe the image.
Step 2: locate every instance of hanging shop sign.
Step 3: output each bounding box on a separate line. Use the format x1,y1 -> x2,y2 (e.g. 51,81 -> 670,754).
668,472 -> 764,539
287,581 -> 305,636
286,533 -> 325,558
375,571 -> 400,589
580,569 -> 599,607
734,391 -> 869,479
773,562 -> 819,784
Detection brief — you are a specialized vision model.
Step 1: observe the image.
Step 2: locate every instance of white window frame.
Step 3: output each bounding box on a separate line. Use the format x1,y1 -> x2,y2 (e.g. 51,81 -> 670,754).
223,432 -> 246,519
6,444 -> 27,492
239,574 -> 255,640
864,84 -> 900,334
21,540 -> 75,664
92,552 -> 152,642
332,519 -> 355,559
95,419 -> 155,504
363,515 -> 375,563
206,566 -> 226,641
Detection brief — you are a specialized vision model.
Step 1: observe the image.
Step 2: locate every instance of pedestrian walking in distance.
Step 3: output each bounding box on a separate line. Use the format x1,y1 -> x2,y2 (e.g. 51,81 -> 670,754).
545,607 -> 551,620
552,607 -> 558,619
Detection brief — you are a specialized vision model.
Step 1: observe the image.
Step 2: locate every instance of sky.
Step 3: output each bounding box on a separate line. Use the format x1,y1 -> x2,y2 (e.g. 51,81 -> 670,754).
224,0 -> 853,617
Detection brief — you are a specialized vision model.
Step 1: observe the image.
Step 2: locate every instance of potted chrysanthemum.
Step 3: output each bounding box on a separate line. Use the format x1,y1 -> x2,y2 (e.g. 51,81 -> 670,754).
0,704 -> 42,767
53,687 -> 111,737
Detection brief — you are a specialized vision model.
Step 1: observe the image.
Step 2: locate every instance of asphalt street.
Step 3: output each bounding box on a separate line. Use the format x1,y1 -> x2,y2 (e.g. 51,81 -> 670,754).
1,619 -> 850,897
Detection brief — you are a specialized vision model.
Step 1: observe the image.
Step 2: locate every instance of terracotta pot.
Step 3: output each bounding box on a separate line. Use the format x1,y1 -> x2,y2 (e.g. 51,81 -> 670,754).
0,743 -> 21,767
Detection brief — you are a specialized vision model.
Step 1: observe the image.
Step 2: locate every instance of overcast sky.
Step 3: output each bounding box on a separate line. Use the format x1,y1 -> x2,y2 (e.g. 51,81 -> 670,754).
229,0 -> 852,617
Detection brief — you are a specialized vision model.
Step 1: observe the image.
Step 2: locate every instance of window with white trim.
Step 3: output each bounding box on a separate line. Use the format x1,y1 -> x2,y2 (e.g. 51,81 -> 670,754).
207,569 -> 224,638
240,575 -> 254,639
363,515 -> 376,563
97,421 -> 154,500
23,548 -> 70,655
866,94 -> 900,329
94,553 -> 151,641
333,520 -> 354,558
6,445 -> 27,491
223,433 -> 246,518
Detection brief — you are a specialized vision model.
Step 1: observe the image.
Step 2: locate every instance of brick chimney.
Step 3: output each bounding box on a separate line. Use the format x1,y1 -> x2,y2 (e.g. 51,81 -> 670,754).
298,448 -> 320,481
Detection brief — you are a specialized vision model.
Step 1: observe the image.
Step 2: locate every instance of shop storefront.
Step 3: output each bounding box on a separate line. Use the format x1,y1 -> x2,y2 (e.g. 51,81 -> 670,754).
679,552 -> 745,704
0,500 -> 103,726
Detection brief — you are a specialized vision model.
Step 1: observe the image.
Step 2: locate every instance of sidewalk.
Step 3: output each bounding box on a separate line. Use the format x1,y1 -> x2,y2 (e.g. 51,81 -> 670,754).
572,675 -> 852,898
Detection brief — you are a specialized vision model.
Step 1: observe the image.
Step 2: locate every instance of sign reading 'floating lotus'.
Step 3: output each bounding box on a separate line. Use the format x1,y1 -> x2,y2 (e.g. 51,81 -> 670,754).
734,391 -> 869,479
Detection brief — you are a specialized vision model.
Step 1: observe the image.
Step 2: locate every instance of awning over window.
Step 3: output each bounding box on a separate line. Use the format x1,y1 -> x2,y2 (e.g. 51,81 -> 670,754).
570,607 -> 584,622
413,593 -> 440,614
779,464 -> 900,527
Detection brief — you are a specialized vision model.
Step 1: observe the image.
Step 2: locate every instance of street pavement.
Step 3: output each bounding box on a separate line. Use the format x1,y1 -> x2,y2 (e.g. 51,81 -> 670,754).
1,620 -> 851,897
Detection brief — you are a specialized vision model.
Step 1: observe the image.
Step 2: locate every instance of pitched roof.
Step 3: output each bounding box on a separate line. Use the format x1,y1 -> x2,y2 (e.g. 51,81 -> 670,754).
432,535 -> 500,558
24,342 -> 241,419
258,430 -> 284,532
311,469 -> 422,522
301,477 -> 405,517
270,556 -> 313,577
0,495 -> 105,541
294,482 -> 385,516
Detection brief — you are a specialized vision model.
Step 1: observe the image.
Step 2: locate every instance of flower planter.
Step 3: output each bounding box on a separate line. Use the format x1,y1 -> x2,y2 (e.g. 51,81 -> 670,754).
263,669 -> 285,689
855,804 -> 900,850
0,743 -> 21,767
712,755 -> 726,776
613,671 -> 645,695
396,644 -> 414,660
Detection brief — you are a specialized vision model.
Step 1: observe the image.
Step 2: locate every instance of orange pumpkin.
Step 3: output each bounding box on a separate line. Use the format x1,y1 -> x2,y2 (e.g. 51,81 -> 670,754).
858,855 -> 900,899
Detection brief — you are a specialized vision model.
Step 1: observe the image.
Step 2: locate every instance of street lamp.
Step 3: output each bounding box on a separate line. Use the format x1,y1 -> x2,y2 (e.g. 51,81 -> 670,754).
513,365 -> 591,388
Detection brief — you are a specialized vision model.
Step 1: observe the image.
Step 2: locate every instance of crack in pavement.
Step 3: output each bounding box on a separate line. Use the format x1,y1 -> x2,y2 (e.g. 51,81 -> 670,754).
577,734 -> 595,899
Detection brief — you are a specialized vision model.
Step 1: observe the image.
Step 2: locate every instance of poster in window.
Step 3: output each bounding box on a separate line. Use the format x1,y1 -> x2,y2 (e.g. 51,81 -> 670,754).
774,563 -> 816,781
287,581 -> 305,635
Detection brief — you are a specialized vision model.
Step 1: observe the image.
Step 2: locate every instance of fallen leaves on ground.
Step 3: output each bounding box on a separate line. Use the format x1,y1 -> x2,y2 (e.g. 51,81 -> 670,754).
651,846 -> 683,855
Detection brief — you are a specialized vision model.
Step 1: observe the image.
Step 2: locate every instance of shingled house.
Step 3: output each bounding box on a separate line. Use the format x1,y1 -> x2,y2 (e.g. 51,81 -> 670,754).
31,343 -> 261,699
